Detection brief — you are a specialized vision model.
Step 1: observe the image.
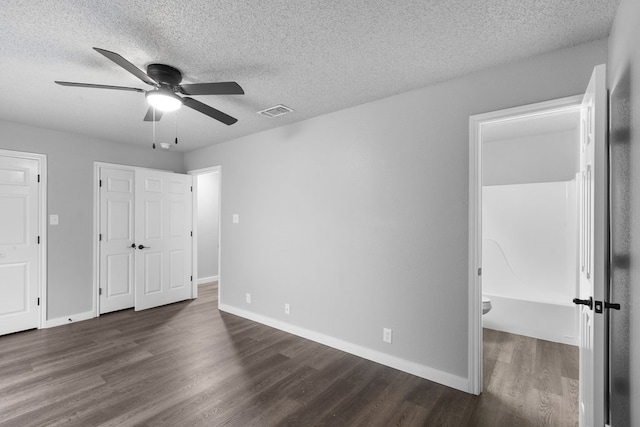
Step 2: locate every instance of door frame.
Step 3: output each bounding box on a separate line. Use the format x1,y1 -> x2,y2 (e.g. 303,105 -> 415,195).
467,95 -> 582,394
188,166 -> 222,302
0,148 -> 47,329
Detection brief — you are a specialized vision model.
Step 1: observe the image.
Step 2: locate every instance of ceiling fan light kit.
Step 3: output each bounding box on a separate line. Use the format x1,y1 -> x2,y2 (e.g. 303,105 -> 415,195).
55,47 -> 244,126
146,89 -> 182,112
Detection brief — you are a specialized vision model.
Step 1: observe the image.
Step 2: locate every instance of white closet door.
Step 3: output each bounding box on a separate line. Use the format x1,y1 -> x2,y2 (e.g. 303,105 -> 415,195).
135,169 -> 192,311
99,168 -> 135,314
0,155 -> 40,335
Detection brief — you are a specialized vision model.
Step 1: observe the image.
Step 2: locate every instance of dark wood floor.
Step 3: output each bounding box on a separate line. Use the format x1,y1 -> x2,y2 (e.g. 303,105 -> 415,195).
0,283 -> 578,426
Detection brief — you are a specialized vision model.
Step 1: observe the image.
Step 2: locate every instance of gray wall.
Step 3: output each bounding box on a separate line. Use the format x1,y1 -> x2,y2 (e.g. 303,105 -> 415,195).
0,120 -> 184,319
483,130 -> 579,186
184,39 -> 607,381
197,171 -> 219,280
608,0 -> 640,424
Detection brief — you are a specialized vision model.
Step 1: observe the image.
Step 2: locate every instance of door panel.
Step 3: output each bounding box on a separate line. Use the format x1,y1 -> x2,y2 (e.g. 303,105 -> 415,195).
135,169 -> 192,311
577,64 -> 607,427
0,155 -> 39,336
99,168 -> 135,314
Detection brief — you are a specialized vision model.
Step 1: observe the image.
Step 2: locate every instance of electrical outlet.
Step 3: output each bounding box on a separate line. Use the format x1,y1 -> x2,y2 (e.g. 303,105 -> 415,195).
383,328 -> 393,343
233,214 -> 240,224
246,293 -> 251,304
284,303 -> 291,315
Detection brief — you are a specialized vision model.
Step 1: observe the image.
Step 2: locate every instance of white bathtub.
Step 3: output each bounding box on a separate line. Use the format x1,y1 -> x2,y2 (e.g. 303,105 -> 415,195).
482,180 -> 578,345
483,294 -> 578,345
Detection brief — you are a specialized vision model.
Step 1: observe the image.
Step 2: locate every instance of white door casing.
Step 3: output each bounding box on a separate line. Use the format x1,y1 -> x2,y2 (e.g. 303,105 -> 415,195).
99,168 -> 135,314
134,169 -> 193,311
0,154 -> 41,335
577,64 -> 607,427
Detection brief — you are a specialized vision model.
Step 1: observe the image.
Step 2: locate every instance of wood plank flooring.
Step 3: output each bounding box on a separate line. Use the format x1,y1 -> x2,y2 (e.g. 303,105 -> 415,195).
0,283 -> 578,426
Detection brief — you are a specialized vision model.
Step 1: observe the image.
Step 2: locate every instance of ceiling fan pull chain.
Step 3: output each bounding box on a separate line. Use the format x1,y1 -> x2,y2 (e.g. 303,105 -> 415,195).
152,111 -> 157,149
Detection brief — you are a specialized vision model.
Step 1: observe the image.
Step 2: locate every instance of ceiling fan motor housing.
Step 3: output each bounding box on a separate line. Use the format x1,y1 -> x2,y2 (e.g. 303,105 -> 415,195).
146,64 -> 182,87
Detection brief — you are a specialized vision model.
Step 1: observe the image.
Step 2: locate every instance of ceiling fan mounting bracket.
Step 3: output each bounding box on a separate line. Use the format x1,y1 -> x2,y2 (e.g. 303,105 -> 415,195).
146,63 -> 182,87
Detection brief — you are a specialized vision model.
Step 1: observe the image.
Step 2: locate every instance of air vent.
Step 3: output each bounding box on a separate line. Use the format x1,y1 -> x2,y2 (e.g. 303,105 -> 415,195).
257,104 -> 294,118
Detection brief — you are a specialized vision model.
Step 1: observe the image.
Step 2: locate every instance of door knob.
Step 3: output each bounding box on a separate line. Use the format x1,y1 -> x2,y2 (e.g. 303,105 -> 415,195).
138,244 -> 150,250
573,297 -> 593,310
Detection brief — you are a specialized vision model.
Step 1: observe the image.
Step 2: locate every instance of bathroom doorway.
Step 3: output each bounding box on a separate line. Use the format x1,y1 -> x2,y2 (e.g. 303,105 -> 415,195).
468,95 -> 583,394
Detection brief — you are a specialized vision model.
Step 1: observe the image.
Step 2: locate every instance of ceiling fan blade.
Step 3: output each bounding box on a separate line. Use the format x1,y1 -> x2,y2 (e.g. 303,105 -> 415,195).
179,82 -> 244,96
93,47 -> 157,86
182,97 -> 237,125
55,81 -> 145,92
143,107 -> 163,122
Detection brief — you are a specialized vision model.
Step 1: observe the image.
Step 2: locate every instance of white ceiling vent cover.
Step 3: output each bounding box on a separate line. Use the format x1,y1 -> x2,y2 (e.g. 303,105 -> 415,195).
257,104 -> 294,118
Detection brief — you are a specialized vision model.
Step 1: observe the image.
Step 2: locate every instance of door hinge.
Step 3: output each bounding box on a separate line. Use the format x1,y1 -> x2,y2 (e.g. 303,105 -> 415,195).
99,288 -> 102,296
99,179 -> 102,187
190,276 -> 193,282
478,267 -> 482,276
190,231 -> 193,237
37,174 -> 40,183
37,236 -> 40,244
37,297 -> 40,306
99,233 -> 102,241
191,186 -> 193,192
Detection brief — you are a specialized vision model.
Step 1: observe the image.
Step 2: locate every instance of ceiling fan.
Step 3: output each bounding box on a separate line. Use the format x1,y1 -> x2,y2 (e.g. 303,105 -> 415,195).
55,47 -> 244,125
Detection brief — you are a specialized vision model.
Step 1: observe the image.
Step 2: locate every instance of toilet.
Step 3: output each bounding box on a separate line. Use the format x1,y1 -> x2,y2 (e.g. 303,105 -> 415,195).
482,296 -> 492,315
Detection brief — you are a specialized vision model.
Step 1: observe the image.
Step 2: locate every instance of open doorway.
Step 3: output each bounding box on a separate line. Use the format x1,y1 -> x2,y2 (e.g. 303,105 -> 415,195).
190,166 -> 221,299
468,95 -> 583,394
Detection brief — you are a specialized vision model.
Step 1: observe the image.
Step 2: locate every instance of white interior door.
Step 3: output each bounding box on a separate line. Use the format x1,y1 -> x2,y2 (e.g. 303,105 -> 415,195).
135,169 -> 192,311
0,155 -> 40,335
99,168 -> 135,314
576,64 -> 607,427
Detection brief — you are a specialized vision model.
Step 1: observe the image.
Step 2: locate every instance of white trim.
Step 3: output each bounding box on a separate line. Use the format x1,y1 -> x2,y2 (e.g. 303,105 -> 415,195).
468,95 -> 583,395
43,310 -> 95,328
198,276 -> 218,285
219,303 -> 469,392
188,165 -> 222,302
0,149 -> 47,329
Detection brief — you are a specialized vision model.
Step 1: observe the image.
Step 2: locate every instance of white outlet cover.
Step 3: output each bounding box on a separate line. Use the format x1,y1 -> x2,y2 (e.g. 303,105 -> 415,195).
284,303 -> 291,314
246,293 -> 251,304
383,328 -> 393,343
233,214 -> 240,224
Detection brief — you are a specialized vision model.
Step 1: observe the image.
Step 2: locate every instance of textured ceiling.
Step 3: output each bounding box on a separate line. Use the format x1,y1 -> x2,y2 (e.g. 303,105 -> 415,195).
0,0 -> 619,152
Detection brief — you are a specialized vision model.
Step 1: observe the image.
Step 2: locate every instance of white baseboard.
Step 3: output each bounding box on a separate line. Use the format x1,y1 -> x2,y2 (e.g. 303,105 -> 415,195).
44,310 -> 95,328
198,275 -> 218,285
218,303 -> 469,393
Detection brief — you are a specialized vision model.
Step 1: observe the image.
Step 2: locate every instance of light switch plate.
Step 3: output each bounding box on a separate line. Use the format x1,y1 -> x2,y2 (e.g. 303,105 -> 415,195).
233,214 -> 240,224
50,214 -> 59,225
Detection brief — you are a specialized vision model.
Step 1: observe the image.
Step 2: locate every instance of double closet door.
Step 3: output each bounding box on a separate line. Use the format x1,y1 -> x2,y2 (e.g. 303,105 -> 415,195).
99,166 -> 193,314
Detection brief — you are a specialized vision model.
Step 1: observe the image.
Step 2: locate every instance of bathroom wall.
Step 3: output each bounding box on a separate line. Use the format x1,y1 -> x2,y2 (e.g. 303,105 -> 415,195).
482,120 -> 579,345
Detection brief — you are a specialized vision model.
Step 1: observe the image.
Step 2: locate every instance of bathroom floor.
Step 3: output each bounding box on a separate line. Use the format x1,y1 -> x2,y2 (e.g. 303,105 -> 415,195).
471,327 -> 580,426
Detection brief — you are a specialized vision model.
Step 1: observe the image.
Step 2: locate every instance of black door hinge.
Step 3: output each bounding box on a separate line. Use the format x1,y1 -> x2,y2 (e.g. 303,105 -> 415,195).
190,231 -> 193,237
191,186 -> 193,192
99,233 -> 102,241
37,236 -> 40,244
37,174 -> 40,183
99,288 -> 102,296
190,276 -> 193,282
99,179 -> 102,187
37,297 -> 40,306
